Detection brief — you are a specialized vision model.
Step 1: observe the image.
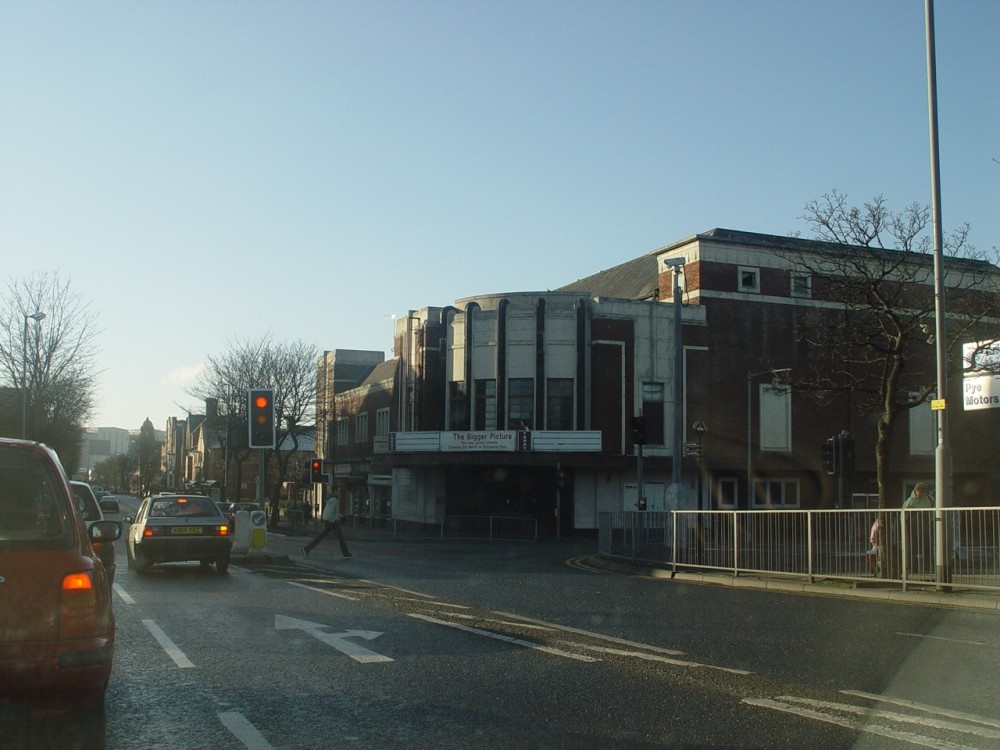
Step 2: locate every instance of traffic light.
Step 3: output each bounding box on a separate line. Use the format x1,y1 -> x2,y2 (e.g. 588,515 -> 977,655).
821,436 -> 838,475
631,415 -> 647,446
309,458 -> 323,483
839,431 -> 855,477
248,388 -> 275,449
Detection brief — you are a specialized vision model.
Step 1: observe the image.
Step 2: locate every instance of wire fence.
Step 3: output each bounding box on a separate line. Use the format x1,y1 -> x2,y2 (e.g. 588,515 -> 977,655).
599,507 -> 1000,592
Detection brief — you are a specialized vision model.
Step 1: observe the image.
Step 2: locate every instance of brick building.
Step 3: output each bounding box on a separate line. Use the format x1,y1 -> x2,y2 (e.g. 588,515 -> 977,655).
323,228 -> 1000,535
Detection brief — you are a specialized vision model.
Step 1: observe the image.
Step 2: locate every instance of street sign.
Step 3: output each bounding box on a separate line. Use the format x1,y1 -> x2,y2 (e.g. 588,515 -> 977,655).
683,441 -> 703,457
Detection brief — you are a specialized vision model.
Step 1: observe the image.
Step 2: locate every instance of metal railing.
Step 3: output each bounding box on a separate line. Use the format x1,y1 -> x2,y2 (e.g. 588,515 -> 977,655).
346,513 -> 539,542
599,507 -> 1000,592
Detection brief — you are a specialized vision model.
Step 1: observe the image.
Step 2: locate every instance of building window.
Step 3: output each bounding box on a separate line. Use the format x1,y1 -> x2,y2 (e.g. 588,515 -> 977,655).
738,266 -> 760,293
909,399 -> 934,455
753,479 -> 800,508
474,379 -> 496,430
355,413 -> 368,443
449,381 -> 468,430
508,378 -> 533,429
375,407 -> 390,438
336,417 -> 349,446
642,382 -> 665,445
790,272 -> 811,298
716,477 -> 738,508
759,383 -> 791,452
546,378 -> 574,430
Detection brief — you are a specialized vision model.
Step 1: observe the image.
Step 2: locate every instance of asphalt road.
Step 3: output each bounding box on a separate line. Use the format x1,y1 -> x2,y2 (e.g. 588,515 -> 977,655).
23,505 -> 1000,749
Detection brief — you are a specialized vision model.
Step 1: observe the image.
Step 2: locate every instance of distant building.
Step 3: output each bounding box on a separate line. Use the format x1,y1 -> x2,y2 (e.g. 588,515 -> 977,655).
79,426 -> 138,478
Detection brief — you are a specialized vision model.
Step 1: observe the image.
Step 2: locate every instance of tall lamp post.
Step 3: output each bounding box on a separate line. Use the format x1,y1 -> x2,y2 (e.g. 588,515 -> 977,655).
746,368 -> 790,507
21,311 -> 46,439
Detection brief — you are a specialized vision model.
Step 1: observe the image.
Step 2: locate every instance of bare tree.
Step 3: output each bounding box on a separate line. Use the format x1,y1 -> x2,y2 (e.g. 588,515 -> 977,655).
0,272 -> 101,473
780,191 -> 1000,512
189,335 -> 318,523
94,452 -> 137,493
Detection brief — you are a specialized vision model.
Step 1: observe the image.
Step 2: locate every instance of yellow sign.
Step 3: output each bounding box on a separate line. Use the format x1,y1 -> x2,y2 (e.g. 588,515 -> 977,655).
931,399 -> 946,411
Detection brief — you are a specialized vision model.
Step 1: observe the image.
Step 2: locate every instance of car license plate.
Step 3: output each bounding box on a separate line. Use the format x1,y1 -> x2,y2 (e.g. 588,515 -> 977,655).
171,527 -> 203,535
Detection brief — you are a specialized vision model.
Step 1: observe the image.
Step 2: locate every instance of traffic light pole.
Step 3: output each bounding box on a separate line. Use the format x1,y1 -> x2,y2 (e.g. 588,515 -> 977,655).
256,449 -> 265,506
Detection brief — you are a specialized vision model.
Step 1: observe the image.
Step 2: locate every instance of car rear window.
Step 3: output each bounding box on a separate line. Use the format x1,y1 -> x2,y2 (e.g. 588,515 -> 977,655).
0,451 -> 73,550
72,484 -> 102,522
150,497 -> 219,518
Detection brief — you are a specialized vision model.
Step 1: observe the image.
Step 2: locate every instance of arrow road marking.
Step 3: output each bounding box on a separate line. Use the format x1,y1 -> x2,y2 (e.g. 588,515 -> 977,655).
274,615 -> 393,663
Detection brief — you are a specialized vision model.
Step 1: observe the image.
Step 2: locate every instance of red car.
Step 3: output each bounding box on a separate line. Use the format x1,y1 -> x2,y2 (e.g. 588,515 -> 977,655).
0,438 -> 121,715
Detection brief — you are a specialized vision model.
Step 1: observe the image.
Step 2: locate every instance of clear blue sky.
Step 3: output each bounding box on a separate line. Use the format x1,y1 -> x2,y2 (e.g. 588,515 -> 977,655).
2,1 -> 997,431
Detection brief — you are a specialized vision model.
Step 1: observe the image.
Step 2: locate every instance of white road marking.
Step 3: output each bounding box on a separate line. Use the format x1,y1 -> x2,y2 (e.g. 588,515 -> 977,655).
218,711 -> 276,750
841,691 -> 1000,730
113,583 -> 135,604
577,643 -> 753,675
408,612 -> 599,662
743,697 -> 973,749
274,615 -> 393,663
746,693 -> 1000,749
142,619 -> 195,668
444,612 -> 555,629
895,631 -> 987,646
494,610 -> 687,656
287,581 -> 359,600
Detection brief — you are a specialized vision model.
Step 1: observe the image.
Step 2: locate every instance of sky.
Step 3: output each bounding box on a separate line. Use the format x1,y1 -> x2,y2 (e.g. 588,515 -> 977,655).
2,1 -> 998,432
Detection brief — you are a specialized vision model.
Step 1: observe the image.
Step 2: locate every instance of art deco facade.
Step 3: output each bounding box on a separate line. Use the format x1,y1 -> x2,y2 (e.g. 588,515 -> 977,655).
323,229 -> 1000,535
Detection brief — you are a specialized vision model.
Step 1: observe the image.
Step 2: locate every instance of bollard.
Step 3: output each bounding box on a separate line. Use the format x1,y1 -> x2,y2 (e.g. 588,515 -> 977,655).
249,509 -> 268,556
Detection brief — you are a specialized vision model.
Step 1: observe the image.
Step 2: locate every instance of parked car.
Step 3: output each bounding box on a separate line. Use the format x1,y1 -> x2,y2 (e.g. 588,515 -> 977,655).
70,480 -> 119,585
126,494 -> 233,574
0,438 -> 121,714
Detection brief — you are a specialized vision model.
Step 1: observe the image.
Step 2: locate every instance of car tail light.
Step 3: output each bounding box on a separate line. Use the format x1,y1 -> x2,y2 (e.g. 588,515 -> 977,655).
60,571 -> 99,638
218,525 -> 230,536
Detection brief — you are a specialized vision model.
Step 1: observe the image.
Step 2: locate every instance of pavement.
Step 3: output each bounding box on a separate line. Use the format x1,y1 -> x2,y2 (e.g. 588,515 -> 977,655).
235,526 -> 1000,614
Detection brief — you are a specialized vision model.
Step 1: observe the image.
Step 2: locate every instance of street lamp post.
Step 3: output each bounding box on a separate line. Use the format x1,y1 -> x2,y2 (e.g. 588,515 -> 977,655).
21,311 -> 46,439
746,368 -> 790,507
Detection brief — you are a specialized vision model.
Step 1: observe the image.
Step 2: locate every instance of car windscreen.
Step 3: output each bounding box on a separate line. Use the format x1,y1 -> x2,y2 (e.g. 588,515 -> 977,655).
0,452 -> 74,550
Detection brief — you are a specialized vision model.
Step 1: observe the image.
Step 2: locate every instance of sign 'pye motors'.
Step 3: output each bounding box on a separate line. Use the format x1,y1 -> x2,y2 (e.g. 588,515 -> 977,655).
963,340 -> 1000,411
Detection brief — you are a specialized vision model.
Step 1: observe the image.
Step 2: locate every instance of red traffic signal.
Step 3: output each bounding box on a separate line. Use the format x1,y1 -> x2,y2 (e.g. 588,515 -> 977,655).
309,458 -> 323,483
248,388 -> 275,449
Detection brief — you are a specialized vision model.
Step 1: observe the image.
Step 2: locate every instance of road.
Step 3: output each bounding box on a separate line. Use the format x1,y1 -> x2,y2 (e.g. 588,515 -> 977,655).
28,498 -> 1000,749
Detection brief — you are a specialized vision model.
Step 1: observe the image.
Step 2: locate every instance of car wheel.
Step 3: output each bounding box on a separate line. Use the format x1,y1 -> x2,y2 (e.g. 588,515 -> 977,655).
216,555 -> 230,573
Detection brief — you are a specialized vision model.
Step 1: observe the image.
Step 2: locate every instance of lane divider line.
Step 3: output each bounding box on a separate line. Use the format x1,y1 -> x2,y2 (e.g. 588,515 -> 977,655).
407,612 -> 599,662
142,618 -> 195,669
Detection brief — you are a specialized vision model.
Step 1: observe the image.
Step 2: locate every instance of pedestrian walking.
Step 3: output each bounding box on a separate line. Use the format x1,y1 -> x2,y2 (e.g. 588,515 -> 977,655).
866,517 -> 883,575
302,493 -> 352,558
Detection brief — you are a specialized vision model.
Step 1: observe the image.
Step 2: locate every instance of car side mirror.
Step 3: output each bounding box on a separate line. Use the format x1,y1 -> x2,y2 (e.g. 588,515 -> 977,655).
89,520 -> 122,543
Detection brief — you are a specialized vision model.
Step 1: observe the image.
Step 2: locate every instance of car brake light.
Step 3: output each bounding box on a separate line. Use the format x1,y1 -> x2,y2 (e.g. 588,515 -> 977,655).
60,571 -> 99,638
143,527 -> 157,537
63,573 -> 93,592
